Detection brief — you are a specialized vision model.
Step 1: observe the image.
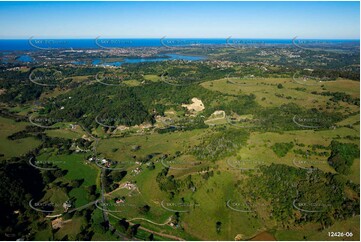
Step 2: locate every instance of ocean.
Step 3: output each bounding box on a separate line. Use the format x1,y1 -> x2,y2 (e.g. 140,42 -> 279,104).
0,38 -> 359,51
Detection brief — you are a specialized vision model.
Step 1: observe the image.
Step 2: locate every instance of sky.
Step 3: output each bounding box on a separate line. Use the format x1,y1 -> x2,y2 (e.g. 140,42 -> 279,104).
0,1 -> 359,39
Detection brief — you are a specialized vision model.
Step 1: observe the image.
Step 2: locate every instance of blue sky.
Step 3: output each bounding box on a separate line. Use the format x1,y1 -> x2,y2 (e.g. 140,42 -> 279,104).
0,1 -> 359,39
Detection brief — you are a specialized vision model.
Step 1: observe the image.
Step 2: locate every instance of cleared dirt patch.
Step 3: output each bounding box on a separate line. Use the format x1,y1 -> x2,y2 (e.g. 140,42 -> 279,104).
182,97 -> 205,112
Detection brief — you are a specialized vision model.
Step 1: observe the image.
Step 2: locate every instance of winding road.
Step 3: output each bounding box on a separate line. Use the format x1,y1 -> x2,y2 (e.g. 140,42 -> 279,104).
108,213 -> 185,241
127,216 -> 172,226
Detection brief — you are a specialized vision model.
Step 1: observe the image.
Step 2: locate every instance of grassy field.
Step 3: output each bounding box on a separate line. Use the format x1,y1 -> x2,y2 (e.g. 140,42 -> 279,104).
8,104 -> 33,115
274,216 -> 360,241
35,152 -> 100,209
1,73 -> 358,240
123,79 -> 141,86
181,171 -> 264,240
95,127 -> 262,240
93,87 -> 359,239
201,77 -> 359,114
0,116 -> 42,159
96,129 -> 206,162
45,123 -> 88,139
53,67 -> 361,240
232,127 -> 359,176
102,152 -> 267,240
53,217 -> 86,240
144,74 -> 162,82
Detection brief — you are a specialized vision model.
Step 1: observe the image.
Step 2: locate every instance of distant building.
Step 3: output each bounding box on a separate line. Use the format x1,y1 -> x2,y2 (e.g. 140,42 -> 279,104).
63,201 -> 72,212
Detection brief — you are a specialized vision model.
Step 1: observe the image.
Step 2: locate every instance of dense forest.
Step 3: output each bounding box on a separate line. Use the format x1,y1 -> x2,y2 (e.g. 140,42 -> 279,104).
0,161 -> 45,240
239,164 -> 360,229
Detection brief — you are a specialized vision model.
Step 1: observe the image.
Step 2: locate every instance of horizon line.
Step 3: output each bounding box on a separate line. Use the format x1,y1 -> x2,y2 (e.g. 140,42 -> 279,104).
0,37 -> 360,40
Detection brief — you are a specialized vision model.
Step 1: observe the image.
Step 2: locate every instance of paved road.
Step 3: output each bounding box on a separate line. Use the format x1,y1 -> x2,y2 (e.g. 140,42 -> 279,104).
44,200 -> 98,218
80,124 -> 140,241
67,200 -> 98,214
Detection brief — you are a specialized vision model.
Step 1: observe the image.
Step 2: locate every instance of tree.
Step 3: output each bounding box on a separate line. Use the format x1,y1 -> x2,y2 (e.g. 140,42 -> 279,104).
148,234 -> 154,241
126,224 -> 140,238
70,179 -> 84,188
216,221 -> 222,233
118,218 -> 129,233
147,162 -> 155,170
111,170 -> 127,182
139,205 -> 150,214
87,185 -> 97,195
328,141 -> 359,174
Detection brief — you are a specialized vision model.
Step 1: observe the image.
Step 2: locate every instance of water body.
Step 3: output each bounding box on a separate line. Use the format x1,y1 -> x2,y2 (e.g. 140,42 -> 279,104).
16,55 -> 34,62
0,39 -> 358,51
1,57 -> 8,64
72,61 -> 86,65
